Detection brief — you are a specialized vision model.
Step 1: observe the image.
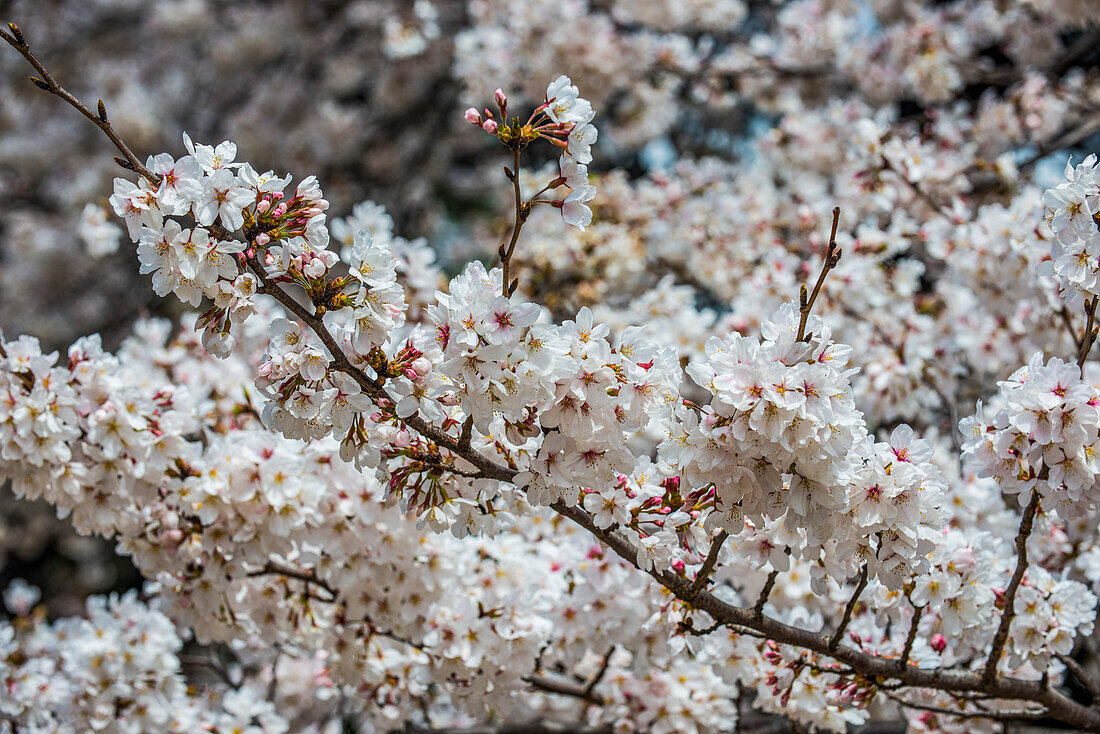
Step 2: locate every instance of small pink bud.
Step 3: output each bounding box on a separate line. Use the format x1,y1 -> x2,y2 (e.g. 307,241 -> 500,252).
930,634 -> 946,653
411,357 -> 431,376
672,559 -> 685,573
465,107 -> 482,125
494,88 -> 507,109
402,367 -> 418,380
254,232 -> 270,246
482,119 -> 498,134
393,429 -> 411,448
256,200 -> 270,214
164,529 -> 184,545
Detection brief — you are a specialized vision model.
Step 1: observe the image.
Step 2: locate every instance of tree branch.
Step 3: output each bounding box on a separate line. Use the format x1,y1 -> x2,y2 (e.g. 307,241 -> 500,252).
0,23 -> 160,185
829,565 -> 868,651
983,489 -> 1041,683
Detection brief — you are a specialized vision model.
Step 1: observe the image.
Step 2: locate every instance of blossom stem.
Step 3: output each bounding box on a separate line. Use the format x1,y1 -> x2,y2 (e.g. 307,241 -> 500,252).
500,148 -> 526,297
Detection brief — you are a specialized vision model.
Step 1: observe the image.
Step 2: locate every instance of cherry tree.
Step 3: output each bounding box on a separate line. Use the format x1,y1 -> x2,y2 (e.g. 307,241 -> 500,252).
2,3 -> 1100,733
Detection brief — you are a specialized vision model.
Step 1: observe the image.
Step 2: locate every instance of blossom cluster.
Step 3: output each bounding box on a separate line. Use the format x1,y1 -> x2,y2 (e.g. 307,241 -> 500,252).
961,353 -> 1100,514
1043,154 -> 1100,308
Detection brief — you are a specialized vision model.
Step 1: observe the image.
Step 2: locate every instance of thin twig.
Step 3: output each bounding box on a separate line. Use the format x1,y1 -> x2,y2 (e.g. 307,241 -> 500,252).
1057,652 -> 1100,704
0,23 -> 159,185
500,148 -> 526,296
796,207 -> 842,342
583,646 -> 616,698
829,565 -> 868,651
983,490 -> 1041,683
1079,296 -> 1098,367
899,606 -> 923,669
689,530 -> 729,597
753,568 -> 781,620
524,673 -> 604,705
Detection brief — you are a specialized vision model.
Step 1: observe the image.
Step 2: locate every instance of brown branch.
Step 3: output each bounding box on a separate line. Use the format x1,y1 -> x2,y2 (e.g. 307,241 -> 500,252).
549,500 -> 1100,731
899,606 -> 923,669
689,530 -> 729,597
525,673 -> 604,705
0,23 -> 159,185
752,567 -> 781,620
829,565 -> 868,651
883,689 -> 1047,723
248,561 -> 338,600
983,489 -> 1041,683
500,149 -> 526,297
584,646 -> 616,699
1057,652 -> 1100,704
796,207 -> 842,342
1079,296 -> 1098,367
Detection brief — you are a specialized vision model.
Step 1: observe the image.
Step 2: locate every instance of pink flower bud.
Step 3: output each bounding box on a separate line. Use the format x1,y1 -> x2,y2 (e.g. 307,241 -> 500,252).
494,88 -> 507,109
393,429 -> 411,448
930,634 -> 946,653
482,119 -> 498,134
402,367 -> 418,381
256,200 -> 271,214
254,232 -> 270,246
164,529 -> 185,545
465,107 -> 482,125
411,357 -> 431,376
671,559 -> 685,573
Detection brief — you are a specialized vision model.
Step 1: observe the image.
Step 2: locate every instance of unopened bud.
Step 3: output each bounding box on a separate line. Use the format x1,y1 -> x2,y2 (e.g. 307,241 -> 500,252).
464,107 -> 482,125
930,633 -> 946,653
494,88 -> 508,110
482,119 -> 498,134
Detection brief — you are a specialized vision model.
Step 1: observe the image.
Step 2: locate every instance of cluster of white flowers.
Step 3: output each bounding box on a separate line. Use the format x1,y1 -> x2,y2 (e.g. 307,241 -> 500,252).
961,353 -> 1100,514
1043,154 -> 1100,308
0,588 -> 289,733
7,2 -> 1100,728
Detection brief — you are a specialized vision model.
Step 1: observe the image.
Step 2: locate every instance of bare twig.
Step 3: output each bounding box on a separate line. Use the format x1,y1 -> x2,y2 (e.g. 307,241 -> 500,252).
1057,652 -> 1100,704
525,673 -> 604,705
899,606 -> 923,669
829,566 -> 868,651
0,23 -> 159,185
584,646 -> 616,699
753,568 -> 781,620
248,560 -> 337,600
796,207 -> 842,342
983,490 -> 1042,683
1079,296 -> 1099,367
689,530 -> 729,597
